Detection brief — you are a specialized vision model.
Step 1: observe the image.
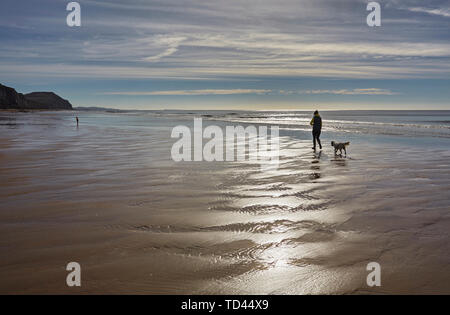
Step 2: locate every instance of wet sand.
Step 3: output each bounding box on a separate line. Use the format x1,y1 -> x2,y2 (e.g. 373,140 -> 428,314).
0,111 -> 450,294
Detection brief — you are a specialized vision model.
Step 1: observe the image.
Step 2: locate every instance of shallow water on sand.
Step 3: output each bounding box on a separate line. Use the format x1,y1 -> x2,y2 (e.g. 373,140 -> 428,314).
0,111 -> 449,294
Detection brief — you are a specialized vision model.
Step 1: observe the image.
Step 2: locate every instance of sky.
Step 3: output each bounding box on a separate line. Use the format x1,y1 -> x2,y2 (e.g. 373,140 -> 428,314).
0,0 -> 449,110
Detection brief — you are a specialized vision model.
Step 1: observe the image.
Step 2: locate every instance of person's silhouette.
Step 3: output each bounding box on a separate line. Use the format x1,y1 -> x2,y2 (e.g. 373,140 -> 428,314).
310,110 -> 322,150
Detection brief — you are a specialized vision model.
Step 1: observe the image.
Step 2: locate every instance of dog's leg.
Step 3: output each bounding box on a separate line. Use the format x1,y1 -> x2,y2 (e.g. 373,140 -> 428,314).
344,148 -> 346,156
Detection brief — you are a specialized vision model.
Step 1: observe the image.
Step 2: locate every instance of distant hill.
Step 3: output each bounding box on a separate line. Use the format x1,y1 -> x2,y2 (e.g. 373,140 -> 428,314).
0,83 -> 73,110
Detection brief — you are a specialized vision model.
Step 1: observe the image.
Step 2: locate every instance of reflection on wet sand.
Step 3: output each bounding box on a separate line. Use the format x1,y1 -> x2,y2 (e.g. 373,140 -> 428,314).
0,112 -> 450,294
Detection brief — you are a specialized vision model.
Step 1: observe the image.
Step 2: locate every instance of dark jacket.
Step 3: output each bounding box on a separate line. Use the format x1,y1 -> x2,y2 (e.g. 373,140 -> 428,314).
310,115 -> 322,132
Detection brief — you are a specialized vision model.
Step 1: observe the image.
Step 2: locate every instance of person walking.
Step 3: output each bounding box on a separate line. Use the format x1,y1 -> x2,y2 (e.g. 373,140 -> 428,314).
310,110 -> 322,150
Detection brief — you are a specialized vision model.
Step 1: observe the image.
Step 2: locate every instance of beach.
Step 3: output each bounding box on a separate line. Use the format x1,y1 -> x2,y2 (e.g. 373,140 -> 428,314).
0,110 -> 449,294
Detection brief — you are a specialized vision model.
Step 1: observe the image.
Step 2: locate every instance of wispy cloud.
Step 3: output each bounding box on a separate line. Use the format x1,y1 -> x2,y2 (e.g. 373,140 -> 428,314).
99,89 -> 272,96
100,88 -> 398,96
1,0 -> 450,81
143,36 -> 186,62
300,88 -> 399,95
408,7 -> 450,18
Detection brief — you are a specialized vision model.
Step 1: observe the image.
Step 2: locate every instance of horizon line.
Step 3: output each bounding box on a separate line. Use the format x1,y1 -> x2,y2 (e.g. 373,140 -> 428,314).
74,106 -> 450,112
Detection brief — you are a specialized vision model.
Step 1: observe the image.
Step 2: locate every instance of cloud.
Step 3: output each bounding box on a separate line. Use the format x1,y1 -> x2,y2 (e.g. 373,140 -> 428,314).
299,88 -> 399,95
408,7 -> 450,18
99,88 -> 398,96
1,0 -> 450,81
99,89 -> 272,96
2,61 -> 449,80
143,36 -> 186,62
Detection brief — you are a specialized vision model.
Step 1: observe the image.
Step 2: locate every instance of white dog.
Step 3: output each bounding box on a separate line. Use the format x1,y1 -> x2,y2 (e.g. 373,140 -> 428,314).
331,141 -> 350,155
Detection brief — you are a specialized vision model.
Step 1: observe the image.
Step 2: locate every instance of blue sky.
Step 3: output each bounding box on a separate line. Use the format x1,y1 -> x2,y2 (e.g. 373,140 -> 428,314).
1,0 -> 449,110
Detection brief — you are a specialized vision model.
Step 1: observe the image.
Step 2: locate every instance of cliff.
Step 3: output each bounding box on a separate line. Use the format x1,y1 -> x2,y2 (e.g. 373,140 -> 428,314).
0,84 -> 73,110
25,92 -> 73,110
0,84 -> 29,110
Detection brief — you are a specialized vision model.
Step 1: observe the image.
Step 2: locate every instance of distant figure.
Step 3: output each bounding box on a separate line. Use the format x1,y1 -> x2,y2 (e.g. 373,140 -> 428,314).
310,110 -> 322,150
76,116 -> 79,127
